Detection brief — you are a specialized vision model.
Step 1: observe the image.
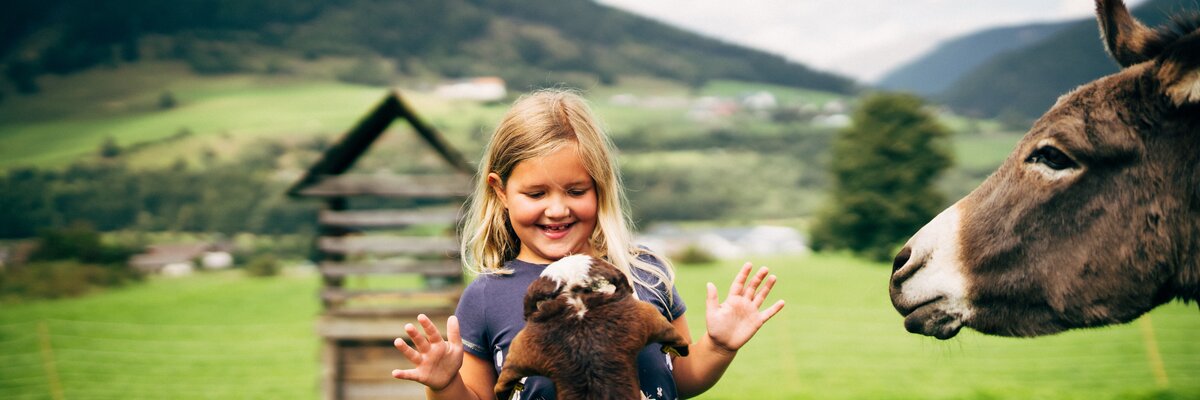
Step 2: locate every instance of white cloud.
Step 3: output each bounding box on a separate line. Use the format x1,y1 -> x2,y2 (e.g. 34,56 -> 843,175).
596,0 -> 1150,82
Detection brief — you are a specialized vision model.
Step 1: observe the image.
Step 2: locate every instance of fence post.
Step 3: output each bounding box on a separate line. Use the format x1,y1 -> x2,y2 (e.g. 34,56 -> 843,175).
36,321 -> 65,400
1138,316 -> 1169,388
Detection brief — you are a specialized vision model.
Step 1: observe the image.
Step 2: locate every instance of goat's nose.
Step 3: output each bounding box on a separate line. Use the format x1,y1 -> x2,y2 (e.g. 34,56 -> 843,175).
892,246 -> 912,274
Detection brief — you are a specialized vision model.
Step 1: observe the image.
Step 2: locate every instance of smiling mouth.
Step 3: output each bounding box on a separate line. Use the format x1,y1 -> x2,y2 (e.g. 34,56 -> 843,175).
538,222 -> 574,236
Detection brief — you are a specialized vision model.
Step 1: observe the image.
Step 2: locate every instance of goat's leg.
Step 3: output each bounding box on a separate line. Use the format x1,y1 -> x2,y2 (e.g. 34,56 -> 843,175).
638,302 -> 691,357
495,333 -> 543,399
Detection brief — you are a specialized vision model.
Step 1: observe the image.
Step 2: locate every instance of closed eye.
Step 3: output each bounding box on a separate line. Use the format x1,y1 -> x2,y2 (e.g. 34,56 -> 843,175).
1025,146 -> 1077,170
567,186 -> 592,197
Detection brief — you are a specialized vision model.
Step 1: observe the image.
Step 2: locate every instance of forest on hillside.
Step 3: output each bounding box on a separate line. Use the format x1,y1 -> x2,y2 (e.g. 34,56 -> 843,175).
0,0 -> 855,98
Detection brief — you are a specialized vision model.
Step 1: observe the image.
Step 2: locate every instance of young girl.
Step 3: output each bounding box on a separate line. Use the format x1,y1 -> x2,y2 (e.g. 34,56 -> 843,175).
391,89 -> 785,399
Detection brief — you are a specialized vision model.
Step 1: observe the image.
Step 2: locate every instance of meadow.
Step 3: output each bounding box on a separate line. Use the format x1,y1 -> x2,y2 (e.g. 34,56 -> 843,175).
1,61 -> 1178,400
1,254 -> 1196,400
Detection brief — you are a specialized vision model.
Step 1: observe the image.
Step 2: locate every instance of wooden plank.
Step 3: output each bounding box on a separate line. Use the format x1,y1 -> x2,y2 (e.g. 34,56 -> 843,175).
321,260 -> 462,277
318,311 -> 455,340
319,236 -> 459,256
319,207 -> 460,228
342,343 -> 411,382
298,174 -> 471,199
343,381 -> 426,400
334,341 -> 429,398
321,288 -> 463,305
327,307 -> 459,318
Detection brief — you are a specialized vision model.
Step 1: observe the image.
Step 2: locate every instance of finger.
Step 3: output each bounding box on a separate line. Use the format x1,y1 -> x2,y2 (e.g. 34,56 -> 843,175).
392,368 -> 420,381
406,323 -> 429,351
706,282 -> 719,311
744,267 -> 769,297
728,262 -> 753,297
393,337 -> 421,362
752,274 -> 777,308
759,299 -> 786,322
447,315 -> 461,343
417,314 -> 444,344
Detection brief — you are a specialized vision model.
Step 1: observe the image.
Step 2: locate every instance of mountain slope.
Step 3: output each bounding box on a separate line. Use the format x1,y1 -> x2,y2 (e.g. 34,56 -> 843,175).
937,0 -> 1197,119
876,22 -> 1069,96
0,0 -> 855,96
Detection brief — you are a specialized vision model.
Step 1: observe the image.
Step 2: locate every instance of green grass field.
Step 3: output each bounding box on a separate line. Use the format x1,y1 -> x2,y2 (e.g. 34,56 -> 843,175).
2,254 -> 1196,399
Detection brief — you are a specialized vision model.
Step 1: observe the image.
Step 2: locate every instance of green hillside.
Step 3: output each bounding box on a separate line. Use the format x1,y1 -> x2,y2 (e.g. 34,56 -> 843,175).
0,0 -> 855,97
937,0 -> 1198,119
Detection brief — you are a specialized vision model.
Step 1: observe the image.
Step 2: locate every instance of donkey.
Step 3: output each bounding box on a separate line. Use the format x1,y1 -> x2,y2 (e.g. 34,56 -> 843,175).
889,0 -> 1200,339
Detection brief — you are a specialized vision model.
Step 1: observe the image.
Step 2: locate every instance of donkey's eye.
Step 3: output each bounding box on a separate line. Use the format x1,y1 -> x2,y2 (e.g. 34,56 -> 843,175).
1025,146 -> 1077,170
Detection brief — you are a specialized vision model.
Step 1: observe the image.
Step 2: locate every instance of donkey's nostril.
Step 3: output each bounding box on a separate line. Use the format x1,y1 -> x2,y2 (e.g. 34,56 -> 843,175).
892,247 -> 912,273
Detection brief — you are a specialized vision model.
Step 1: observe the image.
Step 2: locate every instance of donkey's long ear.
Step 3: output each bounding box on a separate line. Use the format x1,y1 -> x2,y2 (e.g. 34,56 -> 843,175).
1096,0 -> 1168,67
1155,33 -> 1200,107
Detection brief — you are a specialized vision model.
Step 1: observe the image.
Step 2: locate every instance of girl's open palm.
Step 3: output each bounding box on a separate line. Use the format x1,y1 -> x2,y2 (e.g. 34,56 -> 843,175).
705,262 -> 786,352
391,314 -> 463,390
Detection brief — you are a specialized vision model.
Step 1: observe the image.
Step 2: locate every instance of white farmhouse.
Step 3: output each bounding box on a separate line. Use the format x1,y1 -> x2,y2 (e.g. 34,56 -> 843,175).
434,77 -> 507,102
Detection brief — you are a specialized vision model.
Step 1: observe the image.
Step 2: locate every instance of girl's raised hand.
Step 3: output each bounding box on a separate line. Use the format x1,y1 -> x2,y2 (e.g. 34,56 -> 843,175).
391,314 -> 463,390
704,262 -> 786,353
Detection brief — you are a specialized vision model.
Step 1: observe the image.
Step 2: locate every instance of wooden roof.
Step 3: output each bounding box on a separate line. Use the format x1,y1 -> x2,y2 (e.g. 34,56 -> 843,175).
287,89 -> 474,198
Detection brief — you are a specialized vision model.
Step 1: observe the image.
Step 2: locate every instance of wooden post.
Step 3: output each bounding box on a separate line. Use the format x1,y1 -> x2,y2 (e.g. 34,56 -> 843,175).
321,197 -> 351,308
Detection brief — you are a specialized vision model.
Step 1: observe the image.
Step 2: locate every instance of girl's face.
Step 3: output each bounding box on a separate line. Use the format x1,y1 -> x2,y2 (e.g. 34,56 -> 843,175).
490,143 -> 599,265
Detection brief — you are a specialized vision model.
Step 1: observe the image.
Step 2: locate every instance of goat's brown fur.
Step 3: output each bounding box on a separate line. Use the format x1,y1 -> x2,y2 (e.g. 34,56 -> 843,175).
495,256 -> 689,399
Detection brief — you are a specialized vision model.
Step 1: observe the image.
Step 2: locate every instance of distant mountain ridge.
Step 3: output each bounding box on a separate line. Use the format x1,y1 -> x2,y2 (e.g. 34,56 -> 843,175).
876,22 -> 1071,96
934,0 -> 1197,119
0,0 -> 856,96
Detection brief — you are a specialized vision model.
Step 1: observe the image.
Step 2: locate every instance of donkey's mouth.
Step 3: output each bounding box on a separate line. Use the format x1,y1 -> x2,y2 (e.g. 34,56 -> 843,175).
902,300 -> 964,340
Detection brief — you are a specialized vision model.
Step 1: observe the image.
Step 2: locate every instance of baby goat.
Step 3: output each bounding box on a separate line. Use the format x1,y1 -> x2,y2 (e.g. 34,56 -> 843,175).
495,254 -> 690,400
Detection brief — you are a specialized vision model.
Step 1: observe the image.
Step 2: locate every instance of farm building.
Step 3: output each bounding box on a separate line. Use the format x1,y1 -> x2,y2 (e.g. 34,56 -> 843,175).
433,76 -> 507,102
288,90 -> 474,400
128,242 -> 234,276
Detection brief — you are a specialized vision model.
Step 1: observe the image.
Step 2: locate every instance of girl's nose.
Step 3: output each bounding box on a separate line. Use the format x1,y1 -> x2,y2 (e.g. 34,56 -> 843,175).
545,198 -> 570,218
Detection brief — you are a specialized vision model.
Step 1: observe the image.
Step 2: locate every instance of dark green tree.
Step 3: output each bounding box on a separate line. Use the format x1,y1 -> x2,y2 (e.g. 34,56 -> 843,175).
99,136 -> 122,158
811,93 -> 953,261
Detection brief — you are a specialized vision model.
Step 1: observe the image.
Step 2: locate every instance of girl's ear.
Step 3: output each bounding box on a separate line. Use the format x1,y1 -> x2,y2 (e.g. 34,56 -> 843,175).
487,172 -> 508,205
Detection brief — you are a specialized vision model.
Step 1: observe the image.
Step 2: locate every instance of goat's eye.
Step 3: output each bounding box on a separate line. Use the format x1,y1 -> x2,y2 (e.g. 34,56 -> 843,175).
1025,146 -> 1077,170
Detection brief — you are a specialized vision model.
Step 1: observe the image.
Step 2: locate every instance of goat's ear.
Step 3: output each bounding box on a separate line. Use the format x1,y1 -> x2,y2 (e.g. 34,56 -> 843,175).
1155,34 -> 1200,107
1096,0 -> 1169,67
523,279 -> 560,320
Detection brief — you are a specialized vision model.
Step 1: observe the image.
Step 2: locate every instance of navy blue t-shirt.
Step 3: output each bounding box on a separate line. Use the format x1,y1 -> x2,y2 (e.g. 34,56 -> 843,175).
457,257 -> 687,400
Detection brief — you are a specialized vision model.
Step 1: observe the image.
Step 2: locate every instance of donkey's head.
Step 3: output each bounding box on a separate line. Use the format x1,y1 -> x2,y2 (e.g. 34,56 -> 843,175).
889,0 -> 1200,339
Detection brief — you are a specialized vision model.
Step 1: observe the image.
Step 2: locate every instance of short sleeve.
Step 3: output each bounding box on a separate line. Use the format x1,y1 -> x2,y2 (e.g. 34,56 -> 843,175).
667,280 -> 686,320
455,278 -> 491,359
634,252 -> 687,321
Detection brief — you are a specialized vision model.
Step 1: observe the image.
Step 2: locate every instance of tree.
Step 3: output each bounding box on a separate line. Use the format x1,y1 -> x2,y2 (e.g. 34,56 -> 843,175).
99,136 -> 122,158
810,93 -> 953,261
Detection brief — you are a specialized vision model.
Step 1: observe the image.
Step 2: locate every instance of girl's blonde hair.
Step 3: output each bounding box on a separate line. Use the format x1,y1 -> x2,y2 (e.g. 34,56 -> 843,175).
460,89 -> 675,302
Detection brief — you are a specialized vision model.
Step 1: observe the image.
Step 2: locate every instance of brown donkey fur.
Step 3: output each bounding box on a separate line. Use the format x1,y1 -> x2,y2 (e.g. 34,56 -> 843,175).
890,0 -> 1200,339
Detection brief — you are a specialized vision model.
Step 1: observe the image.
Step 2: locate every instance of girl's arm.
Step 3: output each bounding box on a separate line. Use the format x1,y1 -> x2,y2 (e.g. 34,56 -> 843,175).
392,315 -> 498,400
671,263 -> 785,398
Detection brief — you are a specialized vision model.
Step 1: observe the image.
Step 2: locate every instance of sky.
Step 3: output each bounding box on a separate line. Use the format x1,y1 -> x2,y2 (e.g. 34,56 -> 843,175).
596,0 -> 1149,83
